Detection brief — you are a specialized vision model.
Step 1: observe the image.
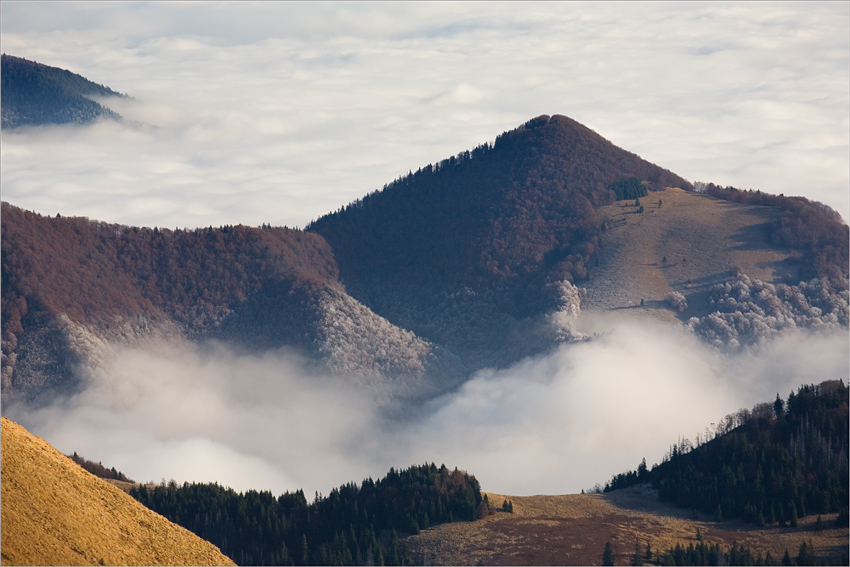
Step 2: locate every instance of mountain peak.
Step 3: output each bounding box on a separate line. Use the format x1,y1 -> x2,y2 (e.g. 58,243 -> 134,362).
310,114 -> 691,286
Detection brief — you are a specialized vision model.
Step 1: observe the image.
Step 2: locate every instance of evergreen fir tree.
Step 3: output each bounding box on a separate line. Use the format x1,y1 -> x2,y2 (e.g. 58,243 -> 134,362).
602,542 -> 615,566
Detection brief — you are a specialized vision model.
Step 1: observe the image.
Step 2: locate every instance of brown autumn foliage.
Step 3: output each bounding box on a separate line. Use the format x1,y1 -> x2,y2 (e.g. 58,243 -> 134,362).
1,202 -> 340,347
696,183 -> 849,286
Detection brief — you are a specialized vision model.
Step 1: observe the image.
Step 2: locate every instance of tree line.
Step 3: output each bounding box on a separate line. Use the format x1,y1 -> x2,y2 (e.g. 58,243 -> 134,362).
604,381 -> 848,531
130,463 -> 487,566
67,451 -> 133,483
606,538 -> 842,566
1,54 -> 125,128
694,183 -> 849,287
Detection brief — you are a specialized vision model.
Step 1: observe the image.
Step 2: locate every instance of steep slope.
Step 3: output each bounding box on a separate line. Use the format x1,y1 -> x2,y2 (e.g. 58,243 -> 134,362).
605,381 -> 849,525
310,114 -> 691,288
306,115 -> 691,367
0,416 -> 235,566
1,54 -> 125,128
1,204 -> 455,405
309,116 -> 847,366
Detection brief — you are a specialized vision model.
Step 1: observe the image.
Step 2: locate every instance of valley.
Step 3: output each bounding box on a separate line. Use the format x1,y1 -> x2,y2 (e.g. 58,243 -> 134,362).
405,488 -> 846,566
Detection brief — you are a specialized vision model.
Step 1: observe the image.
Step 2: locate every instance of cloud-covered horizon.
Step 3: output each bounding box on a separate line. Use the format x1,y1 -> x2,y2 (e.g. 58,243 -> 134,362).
1,3 -> 848,229
5,315 -> 846,500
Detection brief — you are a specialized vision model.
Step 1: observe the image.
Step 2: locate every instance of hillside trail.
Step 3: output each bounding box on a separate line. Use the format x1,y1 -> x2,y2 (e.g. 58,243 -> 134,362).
584,187 -> 799,321
403,487 -> 847,566
1,417 -> 235,566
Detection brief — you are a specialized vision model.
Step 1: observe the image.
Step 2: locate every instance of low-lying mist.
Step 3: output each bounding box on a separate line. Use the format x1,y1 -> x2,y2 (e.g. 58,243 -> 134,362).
5,315 -> 847,499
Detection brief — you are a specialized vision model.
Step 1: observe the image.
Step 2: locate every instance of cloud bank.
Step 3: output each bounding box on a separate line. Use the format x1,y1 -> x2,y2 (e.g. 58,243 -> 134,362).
1,3 -> 848,229
6,316 -> 846,499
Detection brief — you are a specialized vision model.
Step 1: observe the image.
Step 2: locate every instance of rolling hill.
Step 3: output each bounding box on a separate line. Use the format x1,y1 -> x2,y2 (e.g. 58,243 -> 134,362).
0,416 -> 235,566
402,382 -> 849,566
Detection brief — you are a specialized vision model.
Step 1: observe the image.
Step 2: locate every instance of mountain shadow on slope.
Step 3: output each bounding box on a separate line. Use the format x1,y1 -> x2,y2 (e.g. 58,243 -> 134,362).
308,114 -> 692,367
604,380 -> 849,528
695,183 -> 849,287
1,54 -> 126,128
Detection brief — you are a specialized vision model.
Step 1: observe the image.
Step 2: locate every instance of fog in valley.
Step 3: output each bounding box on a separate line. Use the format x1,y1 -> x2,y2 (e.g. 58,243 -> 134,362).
2,2 -> 848,502
2,3 -> 848,228
6,315 -> 847,499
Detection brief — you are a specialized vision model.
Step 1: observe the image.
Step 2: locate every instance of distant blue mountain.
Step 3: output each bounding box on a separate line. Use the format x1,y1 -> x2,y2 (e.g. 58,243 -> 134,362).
1,54 -> 126,128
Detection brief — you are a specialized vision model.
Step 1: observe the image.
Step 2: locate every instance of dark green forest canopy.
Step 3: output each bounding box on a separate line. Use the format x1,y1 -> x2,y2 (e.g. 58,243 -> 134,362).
130,463 -> 487,566
605,381 -> 849,529
1,54 -> 126,128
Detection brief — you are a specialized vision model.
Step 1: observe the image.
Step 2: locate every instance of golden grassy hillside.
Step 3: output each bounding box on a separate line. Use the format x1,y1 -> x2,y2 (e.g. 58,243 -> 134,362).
586,187 -> 800,320
0,417 -> 235,566
404,487 -> 847,566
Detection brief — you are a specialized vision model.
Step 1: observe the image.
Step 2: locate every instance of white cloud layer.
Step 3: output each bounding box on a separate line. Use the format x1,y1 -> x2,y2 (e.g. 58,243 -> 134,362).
6,316 -> 847,498
1,2 -> 848,228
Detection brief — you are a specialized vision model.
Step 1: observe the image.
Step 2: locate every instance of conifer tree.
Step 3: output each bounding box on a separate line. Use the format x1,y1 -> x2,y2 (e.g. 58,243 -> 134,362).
632,540 -> 643,565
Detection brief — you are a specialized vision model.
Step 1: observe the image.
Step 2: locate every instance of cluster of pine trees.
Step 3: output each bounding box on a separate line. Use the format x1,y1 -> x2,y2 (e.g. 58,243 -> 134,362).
645,539 -> 828,566
605,382 -> 848,529
130,463 -> 486,566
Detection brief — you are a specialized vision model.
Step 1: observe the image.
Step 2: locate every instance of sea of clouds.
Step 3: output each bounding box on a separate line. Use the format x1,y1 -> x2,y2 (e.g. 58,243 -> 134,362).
1,2 -> 848,500
5,314 -> 847,499
1,3 -> 848,229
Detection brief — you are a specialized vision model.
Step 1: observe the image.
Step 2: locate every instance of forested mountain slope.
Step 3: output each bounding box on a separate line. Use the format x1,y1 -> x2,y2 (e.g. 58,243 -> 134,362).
309,114 -> 690,288
307,115 -> 692,367
2,113 -> 847,405
1,54 -> 125,128
605,380 -> 849,528
307,114 -> 847,367
131,463 -> 486,566
1,203 -> 454,404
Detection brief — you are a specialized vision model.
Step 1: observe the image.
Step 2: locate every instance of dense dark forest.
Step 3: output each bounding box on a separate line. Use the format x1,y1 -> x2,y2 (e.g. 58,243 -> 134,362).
633,538 -> 841,566
130,463 -> 486,566
1,54 -> 125,128
605,381 -> 849,531
308,114 -> 691,289
695,183 -> 849,286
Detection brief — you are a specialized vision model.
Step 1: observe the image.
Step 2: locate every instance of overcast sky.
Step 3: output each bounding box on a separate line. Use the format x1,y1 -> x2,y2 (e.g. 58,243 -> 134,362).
2,2 -> 848,229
